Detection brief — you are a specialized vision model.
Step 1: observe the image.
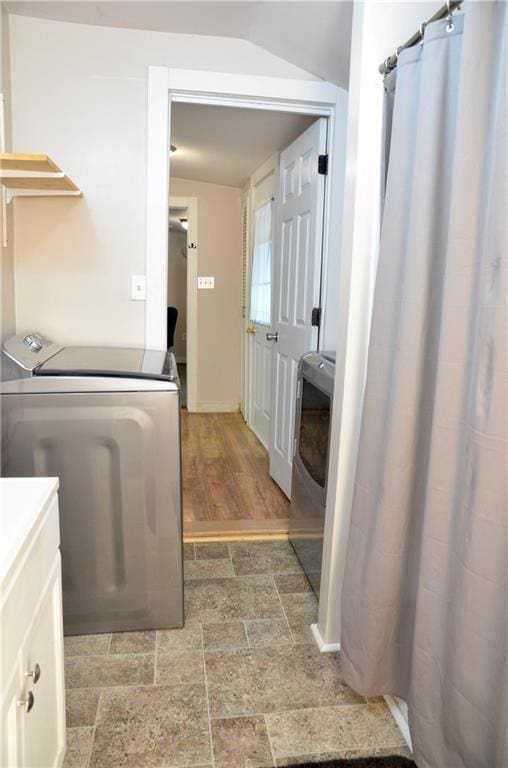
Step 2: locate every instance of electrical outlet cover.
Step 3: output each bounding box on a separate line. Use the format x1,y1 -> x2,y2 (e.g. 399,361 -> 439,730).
198,276 -> 215,289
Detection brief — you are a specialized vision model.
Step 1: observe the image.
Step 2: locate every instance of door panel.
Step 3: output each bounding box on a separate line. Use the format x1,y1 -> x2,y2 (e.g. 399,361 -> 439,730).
22,559 -> 65,768
295,212 -> 311,326
274,352 -> 288,456
262,346 -> 271,422
249,326 -> 272,447
1,668 -> 22,768
269,118 -> 327,497
279,220 -> 292,323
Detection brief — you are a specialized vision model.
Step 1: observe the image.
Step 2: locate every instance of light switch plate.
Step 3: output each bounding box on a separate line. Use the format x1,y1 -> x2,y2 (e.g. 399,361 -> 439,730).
131,275 -> 146,300
198,276 -> 215,289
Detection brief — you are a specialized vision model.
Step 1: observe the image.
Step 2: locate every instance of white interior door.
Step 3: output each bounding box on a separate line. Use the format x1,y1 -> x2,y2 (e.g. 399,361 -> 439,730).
269,117 -> 327,497
248,198 -> 274,449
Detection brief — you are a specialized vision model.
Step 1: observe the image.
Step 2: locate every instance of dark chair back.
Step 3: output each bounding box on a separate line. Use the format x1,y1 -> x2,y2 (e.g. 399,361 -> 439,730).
167,306 -> 178,349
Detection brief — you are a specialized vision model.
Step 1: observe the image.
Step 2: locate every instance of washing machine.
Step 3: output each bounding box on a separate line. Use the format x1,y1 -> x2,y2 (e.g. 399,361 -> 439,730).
1,332 -> 183,635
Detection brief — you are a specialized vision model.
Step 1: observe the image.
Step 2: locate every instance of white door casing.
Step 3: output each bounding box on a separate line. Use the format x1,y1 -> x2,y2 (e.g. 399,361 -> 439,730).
269,117 -> 328,497
145,67 -> 345,356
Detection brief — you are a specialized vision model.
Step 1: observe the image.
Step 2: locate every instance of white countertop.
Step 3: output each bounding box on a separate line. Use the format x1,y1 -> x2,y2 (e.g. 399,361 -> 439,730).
0,477 -> 59,589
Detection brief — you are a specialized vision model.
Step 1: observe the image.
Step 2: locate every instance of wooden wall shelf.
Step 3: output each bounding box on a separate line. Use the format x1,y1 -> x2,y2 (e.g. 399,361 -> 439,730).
0,153 -> 82,201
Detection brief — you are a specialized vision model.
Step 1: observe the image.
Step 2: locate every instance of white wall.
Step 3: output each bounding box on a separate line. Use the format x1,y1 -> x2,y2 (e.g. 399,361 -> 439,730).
8,14 -> 315,348
318,0 -> 441,645
171,177 -> 242,410
319,99 -> 348,354
0,3 -> 15,342
167,228 -> 187,361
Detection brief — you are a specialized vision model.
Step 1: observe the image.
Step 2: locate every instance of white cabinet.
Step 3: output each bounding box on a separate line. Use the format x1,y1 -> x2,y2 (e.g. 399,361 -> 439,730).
1,479 -> 66,768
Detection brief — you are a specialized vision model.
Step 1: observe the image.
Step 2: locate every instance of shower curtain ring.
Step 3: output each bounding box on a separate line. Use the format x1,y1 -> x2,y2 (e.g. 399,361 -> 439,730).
446,0 -> 455,31
419,22 -> 427,43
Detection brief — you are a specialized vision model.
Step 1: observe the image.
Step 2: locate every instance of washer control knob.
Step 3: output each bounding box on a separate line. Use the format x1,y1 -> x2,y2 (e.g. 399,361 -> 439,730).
26,663 -> 41,684
18,691 -> 35,713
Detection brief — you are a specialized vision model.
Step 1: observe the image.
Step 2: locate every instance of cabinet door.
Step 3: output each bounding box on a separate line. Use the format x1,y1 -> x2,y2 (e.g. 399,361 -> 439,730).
0,668 -> 23,768
20,555 -> 66,768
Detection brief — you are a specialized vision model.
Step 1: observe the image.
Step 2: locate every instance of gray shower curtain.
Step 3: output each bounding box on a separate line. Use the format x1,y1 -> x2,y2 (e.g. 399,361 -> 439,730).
340,5 -> 507,768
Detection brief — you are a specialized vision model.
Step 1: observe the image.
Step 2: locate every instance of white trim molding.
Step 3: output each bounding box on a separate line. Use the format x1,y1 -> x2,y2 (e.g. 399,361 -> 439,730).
145,65 -> 170,350
311,623 -> 341,653
166,68 -> 340,112
384,696 -> 413,751
195,401 -> 240,413
311,625 -> 412,751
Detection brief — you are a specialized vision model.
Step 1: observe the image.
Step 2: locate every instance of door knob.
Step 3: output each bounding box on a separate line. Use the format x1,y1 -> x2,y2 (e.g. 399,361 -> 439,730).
266,332 -> 279,342
246,326 -> 256,335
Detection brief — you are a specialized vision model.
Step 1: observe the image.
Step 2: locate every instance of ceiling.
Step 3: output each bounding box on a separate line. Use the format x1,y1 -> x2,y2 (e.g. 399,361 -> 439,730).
170,102 -> 316,187
5,1 -> 353,88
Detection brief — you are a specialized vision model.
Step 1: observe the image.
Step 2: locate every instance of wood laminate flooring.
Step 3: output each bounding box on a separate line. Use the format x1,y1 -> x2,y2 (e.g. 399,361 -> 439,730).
181,411 -> 290,528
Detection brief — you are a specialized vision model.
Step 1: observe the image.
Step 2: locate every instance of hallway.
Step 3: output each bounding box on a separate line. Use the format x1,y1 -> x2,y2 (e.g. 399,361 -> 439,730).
182,412 -> 289,535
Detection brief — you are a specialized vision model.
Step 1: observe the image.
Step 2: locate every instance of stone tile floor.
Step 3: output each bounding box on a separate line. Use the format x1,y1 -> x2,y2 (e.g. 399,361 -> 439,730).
63,540 -> 410,768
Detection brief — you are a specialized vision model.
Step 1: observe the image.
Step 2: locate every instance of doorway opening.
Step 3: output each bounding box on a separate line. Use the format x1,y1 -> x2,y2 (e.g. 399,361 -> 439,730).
167,101 -> 329,538
167,195 -> 198,411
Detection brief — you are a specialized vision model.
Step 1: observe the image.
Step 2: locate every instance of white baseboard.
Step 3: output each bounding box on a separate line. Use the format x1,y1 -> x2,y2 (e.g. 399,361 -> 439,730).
311,623 -> 341,653
310,624 -> 412,752
384,695 -> 412,751
195,402 -> 240,413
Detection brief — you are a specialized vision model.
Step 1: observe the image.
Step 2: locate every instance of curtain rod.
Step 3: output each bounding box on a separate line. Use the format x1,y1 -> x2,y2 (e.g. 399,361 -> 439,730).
379,0 -> 463,75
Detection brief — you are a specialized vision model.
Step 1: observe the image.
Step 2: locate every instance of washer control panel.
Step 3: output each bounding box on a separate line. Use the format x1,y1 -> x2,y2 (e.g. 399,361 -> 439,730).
22,334 -> 45,352
2,332 -> 64,373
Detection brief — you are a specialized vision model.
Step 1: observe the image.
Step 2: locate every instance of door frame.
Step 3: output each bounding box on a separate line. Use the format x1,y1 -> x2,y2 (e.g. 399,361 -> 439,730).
169,195 -> 198,412
144,66 -> 347,357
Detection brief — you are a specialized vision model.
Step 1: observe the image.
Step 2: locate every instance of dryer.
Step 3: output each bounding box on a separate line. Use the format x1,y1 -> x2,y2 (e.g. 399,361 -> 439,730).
289,351 -> 335,596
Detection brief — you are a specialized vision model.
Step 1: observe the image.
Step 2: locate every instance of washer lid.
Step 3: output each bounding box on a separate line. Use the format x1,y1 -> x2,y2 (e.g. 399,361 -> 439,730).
36,346 -> 178,382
